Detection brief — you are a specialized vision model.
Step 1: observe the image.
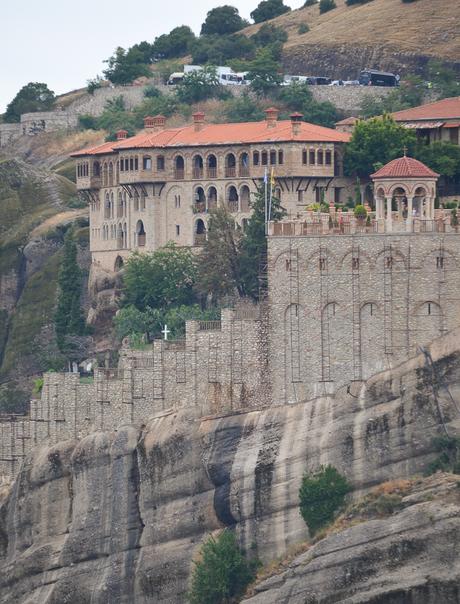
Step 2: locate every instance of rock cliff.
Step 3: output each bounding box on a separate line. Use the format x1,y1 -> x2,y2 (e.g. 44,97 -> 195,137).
0,331 -> 459,603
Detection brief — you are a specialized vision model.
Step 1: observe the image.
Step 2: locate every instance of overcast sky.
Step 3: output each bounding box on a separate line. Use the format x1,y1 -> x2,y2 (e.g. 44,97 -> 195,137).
0,0 -> 304,113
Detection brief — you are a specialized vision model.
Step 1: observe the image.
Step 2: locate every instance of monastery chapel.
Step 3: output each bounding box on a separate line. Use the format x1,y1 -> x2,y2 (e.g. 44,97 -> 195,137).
72,109 -> 352,271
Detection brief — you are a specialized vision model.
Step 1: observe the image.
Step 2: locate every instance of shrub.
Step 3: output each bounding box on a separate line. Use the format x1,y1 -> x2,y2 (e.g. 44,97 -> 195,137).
86,77 -> 102,95
319,0 -> 336,13
143,85 -> 161,98
304,0 -> 318,5
299,465 -> 351,535
250,0 -> 291,24
33,377 -> 44,395
354,204 -> 367,219
188,530 -> 257,604
425,436 -> 460,475
451,209 -> 459,228
298,23 -> 310,34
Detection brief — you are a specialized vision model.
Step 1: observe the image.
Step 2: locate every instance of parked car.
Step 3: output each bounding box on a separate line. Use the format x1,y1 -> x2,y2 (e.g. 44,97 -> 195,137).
359,69 -> 399,87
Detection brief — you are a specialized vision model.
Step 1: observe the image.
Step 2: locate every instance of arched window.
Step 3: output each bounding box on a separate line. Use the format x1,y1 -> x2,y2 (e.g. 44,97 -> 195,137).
108,163 -> 114,186
278,150 -> 284,165
240,185 -> 250,212
261,151 -> 268,166
93,161 -> 100,177
270,150 -> 276,165
239,152 -> 249,176
117,191 -> 123,218
325,150 -> 332,165
207,186 -> 217,210
157,155 -> 165,171
227,186 -> 239,212
194,219 -> 206,246
193,155 -> 204,179
194,187 -> 206,213
225,153 -> 236,177
129,158 -> 134,171
103,163 -> 108,187
207,154 -> 217,178
133,190 -> 139,212
174,156 -> 185,179
114,256 -> 124,271
123,222 -> 128,248
253,151 -> 260,166
143,156 -> 152,170
302,150 -> 307,165
117,223 -> 123,249
317,149 -> 323,165
136,220 -> 146,247
309,149 -> 315,164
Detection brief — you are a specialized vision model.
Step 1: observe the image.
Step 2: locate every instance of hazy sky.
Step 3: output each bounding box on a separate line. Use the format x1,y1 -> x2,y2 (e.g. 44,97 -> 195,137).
0,0 -> 304,113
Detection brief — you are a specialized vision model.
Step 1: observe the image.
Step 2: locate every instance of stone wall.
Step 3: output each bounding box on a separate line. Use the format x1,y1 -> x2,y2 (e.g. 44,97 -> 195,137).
268,231 -> 460,405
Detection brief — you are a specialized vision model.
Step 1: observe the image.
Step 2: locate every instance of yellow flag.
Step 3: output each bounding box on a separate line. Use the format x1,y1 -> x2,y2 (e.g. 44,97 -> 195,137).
270,167 -> 275,187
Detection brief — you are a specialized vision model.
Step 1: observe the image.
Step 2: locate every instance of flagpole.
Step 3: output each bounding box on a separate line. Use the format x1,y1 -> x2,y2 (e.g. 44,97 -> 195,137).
269,168 -> 274,222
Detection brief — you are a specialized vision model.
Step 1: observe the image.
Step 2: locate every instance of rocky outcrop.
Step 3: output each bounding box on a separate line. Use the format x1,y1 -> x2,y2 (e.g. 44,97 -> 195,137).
0,332 -> 459,603
242,474 -> 460,604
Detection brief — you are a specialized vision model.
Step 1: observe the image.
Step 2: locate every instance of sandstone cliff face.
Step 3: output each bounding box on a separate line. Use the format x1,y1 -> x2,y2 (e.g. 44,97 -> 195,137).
0,332 -> 459,603
243,474 -> 460,604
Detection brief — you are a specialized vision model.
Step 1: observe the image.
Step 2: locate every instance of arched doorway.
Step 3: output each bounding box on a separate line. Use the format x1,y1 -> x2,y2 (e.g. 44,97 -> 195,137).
227,186 -> 239,212
194,219 -> 206,246
207,154 -> 217,178
207,186 -> 217,210
225,153 -> 236,178
114,256 -> 124,271
174,156 -> 185,179
194,187 -> 206,213
193,155 -> 204,179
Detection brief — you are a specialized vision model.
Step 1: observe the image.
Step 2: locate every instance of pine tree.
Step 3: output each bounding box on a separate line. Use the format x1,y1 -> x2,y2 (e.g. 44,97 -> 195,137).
239,186 -> 285,300
55,230 -> 85,348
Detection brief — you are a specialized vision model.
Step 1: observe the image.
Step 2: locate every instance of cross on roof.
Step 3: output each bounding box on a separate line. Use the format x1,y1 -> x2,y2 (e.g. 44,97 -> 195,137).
403,145 -> 408,157
161,325 -> 170,341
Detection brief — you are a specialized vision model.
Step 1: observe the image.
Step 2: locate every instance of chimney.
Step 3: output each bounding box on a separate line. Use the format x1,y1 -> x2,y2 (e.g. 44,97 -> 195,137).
290,112 -> 303,135
116,129 -> 128,140
265,107 -> 279,128
192,111 -> 205,132
144,115 -> 166,131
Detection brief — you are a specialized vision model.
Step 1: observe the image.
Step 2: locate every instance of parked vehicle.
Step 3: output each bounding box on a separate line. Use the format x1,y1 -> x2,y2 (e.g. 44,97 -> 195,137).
306,76 -> 331,85
359,69 -> 399,87
167,72 -> 184,85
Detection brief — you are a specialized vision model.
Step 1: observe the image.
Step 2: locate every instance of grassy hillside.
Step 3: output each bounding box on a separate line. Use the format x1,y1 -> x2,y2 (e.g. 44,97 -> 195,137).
243,0 -> 460,77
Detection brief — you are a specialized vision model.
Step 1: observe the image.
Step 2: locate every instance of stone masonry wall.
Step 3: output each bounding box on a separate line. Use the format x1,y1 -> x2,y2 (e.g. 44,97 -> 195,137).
268,232 -> 460,405
0,308 -> 269,479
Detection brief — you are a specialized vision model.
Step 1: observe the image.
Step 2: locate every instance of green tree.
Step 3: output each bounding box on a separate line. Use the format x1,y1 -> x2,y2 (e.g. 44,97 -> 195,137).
427,60 -> 460,100
251,23 -> 288,47
175,66 -> 224,104
239,186 -> 285,300
122,243 -> 197,311
55,231 -> 85,348
344,115 -> 417,179
279,82 -> 339,127
247,48 -> 283,97
152,26 -> 196,60
191,34 -> 256,64
221,92 -> 265,122
4,82 -> 55,123
299,465 -> 351,535
200,5 -> 248,36
188,530 -> 257,604
250,0 -> 291,23
103,46 -> 151,85
319,0 -> 336,13
414,141 -> 460,180
196,207 -> 244,300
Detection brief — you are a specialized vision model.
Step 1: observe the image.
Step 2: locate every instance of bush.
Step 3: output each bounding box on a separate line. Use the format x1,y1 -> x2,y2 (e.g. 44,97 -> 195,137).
354,204 -> 367,219
425,436 -> 460,475
298,23 -> 310,34
299,465 -> 351,535
188,530 -> 257,604
86,77 -> 102,95
319,0 -> 336,13
304,0 -> 318,5
250,0 -> 291,24
143,85 -> 161,98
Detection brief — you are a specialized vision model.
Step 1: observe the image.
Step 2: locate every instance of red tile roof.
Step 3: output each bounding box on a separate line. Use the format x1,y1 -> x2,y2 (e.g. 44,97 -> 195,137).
335,116 -> 359,126
371,156 -> 439,179
391,96 -> 460,122
71,119 -> 350,157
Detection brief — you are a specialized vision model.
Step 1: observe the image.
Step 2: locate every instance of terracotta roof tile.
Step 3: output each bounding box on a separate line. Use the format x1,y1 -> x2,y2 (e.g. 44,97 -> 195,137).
72,119 -> 350,157
391,96 -> 460,122
371,156 -> 439,179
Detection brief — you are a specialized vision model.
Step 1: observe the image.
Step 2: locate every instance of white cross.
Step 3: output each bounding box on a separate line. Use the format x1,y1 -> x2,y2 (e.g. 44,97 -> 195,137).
161,324 -> 170,341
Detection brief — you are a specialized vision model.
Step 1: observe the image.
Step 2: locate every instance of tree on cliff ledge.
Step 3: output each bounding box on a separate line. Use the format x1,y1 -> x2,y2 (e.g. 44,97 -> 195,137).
55,231 -> 85,349
4,82 -> 55,123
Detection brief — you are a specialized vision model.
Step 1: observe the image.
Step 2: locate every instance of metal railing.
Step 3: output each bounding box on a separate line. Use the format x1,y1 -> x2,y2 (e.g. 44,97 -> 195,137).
207,167 -> 217,178
174,169 -> 184,180
225,166 -> 236,178
239,166 -> 250,177
192,167 -> 203,179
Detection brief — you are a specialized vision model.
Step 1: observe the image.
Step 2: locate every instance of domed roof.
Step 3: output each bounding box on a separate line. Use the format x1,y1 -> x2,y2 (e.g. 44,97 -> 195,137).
371,156 -> 439,179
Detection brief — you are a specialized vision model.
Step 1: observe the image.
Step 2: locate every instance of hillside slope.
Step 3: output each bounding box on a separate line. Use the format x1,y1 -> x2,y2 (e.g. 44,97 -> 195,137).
244,0 -> 460,78
0,156 -> 89,412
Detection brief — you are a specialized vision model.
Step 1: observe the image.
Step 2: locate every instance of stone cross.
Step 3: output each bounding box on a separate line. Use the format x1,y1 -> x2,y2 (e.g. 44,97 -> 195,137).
161,325 -> 171,341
